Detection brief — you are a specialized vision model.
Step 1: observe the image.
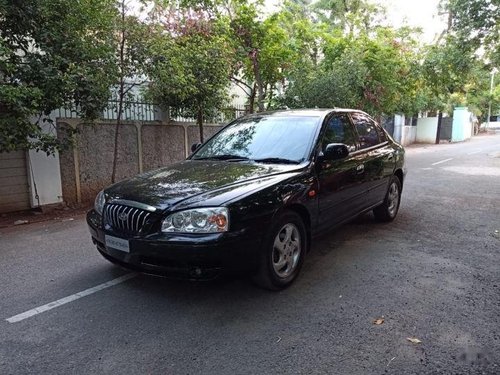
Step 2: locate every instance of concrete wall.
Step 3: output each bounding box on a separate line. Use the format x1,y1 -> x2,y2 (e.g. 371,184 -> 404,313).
388,114 -> 417,146
452,107 -> 473,142
57,120 -> 223,206
141,124 -> 186,170
401,126 -> 417,146
416,117 -> 438,143
393,114 -> 404,143
27,115 -> 64,207
77,122 -> 140,204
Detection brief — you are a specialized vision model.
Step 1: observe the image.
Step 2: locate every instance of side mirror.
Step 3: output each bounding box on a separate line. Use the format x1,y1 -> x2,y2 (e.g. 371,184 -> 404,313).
323,143 -> 349,161
191,143 -> 202,153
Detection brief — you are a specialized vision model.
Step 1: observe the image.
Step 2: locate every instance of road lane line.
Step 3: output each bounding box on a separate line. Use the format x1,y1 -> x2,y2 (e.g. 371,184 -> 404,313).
432,158 -> 453,166
467,150 -> 481,155
6,273 -> 137,323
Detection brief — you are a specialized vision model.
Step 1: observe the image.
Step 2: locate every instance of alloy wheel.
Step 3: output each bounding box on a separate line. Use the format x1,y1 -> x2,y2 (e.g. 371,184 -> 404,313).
272,223 -> 302,278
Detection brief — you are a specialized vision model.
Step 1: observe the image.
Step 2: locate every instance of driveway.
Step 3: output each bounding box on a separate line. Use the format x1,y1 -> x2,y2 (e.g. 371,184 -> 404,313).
1,133 -> 499,374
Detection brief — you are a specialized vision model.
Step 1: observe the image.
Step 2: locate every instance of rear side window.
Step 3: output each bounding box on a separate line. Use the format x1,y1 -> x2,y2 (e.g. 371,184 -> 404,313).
322,114 -> 357,152
377,126 -> 388,143
350,113 -> 381,149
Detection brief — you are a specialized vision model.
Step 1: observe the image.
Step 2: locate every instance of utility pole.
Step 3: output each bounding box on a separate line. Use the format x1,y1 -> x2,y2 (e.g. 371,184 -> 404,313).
487,68 -> 498,130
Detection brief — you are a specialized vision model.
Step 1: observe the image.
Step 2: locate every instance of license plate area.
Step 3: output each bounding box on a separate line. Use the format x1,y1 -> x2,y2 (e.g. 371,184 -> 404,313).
105,235 -> 130,253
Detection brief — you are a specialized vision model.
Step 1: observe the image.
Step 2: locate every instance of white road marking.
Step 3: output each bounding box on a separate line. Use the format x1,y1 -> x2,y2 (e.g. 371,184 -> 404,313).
6,273 -> 137,323
467,150 -> 482,155
432,158 -> 453,166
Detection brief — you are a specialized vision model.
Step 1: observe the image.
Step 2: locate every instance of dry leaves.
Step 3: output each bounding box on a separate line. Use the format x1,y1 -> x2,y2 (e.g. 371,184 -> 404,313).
373,318 -> 385,325
407,337 -> 422,344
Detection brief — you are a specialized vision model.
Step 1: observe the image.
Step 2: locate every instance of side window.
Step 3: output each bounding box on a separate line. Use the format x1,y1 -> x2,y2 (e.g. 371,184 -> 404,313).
351,113 -> 381,149
322,114 -> 357,152
376,124 -> 388,143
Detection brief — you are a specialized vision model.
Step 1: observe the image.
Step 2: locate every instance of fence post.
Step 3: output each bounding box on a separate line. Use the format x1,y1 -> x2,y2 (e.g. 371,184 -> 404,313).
183,124 -> 190,158
72,122 -> 82,205
135,122 -> 143,173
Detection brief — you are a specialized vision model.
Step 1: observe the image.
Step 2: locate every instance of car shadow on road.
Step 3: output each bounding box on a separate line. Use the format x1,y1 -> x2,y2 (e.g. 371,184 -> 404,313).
117,211 -> 386,306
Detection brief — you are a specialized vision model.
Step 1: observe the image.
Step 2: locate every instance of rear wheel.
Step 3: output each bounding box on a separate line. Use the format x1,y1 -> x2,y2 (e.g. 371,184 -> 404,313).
253,211 -> 306,290
373,176 -> 401,222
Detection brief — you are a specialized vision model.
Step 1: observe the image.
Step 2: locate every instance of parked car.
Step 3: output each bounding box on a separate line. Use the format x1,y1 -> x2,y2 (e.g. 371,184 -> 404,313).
87,109 -> 406,290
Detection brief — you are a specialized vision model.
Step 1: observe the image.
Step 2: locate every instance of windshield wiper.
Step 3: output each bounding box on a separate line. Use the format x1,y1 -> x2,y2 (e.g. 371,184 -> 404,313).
253,157 -> 301,164
195,154 -> 250,162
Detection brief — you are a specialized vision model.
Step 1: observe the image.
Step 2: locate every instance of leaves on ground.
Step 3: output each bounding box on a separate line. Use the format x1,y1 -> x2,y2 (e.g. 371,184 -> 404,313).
407,337 -> 422,344
373,318 -> 385,325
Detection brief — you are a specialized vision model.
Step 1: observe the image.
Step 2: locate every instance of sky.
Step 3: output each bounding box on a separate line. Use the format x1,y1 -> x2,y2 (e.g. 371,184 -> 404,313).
381,0 -> 446,42
262,0 -> 447,43
131,0 -> 447,43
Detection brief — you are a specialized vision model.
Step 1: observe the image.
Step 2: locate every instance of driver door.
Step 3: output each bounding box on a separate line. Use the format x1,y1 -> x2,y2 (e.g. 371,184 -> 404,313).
317,113 -> 365,229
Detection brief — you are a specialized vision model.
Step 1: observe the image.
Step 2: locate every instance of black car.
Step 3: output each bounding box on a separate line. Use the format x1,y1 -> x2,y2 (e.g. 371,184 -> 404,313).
87,109 -> 406,290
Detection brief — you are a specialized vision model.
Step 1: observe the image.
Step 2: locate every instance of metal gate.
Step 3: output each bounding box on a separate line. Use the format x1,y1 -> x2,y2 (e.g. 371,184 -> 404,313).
439,117 -> 453,141
0,151 -> 31,213
381,116 -> 395,138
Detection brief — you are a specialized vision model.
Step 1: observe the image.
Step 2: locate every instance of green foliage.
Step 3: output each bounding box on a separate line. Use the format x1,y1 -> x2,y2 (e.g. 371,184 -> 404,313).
422,39 -> 475,110
2,0 -> 497,154
445,0 -> 499,66
283,27 -> 426,117
0,0 -> 118,153
312,0 -> 386,34
146,12 -> 233,140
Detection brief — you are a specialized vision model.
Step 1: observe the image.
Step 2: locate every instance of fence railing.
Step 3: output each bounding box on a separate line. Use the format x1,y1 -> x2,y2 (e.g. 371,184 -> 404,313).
57,101 -> 248,124
170,104 -> 247,123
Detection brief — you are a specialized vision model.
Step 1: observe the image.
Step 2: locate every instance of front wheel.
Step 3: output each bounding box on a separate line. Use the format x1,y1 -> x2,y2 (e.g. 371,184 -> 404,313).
253,211 -> 307,291
373,176 -> 402,222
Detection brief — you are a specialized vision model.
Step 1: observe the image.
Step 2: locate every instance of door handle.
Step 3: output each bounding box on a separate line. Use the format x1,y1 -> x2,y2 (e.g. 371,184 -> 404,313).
356,164 -> 365,173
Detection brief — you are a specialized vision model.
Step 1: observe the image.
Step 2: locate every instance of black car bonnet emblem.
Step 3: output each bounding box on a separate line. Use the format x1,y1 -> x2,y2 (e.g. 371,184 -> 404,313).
118,212 -> 129,221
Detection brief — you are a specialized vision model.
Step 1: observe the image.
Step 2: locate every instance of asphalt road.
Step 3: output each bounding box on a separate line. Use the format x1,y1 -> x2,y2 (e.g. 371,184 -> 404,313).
1,133 -> 499,375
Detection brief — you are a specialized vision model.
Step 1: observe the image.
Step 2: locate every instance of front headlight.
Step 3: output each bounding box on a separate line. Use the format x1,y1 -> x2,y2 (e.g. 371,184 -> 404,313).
94,190 -> 106,215
161,207 -> 229,233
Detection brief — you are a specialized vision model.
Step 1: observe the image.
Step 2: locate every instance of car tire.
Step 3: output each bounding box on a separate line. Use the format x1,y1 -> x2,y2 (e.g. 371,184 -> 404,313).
373,175 -> 402,222
253,211 -> 307,291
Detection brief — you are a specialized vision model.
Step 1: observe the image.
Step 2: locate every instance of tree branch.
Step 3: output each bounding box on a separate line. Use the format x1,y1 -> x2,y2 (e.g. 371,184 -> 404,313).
230,76 -> 253,96
122,79 -> 148,96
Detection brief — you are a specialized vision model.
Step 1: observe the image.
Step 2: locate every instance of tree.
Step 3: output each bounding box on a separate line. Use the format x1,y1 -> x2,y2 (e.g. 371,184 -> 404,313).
228,0 -> 321,112
312,0 -> 386,34
111,0 -> 150,183
146,7 -> 233,142
282,27 -> 425,117
443,0 -> 499,66
228,0 -> 271,112
0,0 -> 117,154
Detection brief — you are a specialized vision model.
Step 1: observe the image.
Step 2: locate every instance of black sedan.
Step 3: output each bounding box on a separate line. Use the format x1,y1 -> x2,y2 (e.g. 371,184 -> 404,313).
87,109 -> 406,290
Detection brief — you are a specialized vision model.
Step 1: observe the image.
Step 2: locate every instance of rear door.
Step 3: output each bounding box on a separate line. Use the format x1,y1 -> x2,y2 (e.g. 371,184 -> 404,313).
317,113 -> 366,228
349,112 -> 395,208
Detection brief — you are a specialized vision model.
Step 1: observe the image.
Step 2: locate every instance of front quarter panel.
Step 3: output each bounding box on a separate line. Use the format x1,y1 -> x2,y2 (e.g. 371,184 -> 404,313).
227,170 -> 317,239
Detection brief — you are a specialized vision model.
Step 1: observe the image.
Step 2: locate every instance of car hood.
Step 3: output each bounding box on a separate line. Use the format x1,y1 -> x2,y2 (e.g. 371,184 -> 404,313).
104,160 -> 307,211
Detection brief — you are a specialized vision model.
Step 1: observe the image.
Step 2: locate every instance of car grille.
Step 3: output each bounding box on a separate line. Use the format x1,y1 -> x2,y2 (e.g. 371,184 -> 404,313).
103,204 -> 152,235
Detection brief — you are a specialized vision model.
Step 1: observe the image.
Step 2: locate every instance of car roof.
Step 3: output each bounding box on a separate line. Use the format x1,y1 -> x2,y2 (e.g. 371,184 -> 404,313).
243,108 -> 369,119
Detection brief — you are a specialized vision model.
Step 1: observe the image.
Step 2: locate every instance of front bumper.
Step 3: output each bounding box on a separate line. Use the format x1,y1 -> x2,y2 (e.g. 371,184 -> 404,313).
87,210 -> 263,280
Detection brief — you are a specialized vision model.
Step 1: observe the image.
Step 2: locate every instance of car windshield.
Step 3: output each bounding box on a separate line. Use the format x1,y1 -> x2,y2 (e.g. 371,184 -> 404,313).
192,115 -> 320,163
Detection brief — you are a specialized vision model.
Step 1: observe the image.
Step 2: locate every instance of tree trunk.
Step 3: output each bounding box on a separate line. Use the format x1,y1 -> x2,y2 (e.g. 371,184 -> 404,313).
266,85 -> 274,111
111,0 -> 126,184
111,94 -> 123,184
251,49 -> 265,112
197,106 -> 204,143
248,83 -> 256,114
